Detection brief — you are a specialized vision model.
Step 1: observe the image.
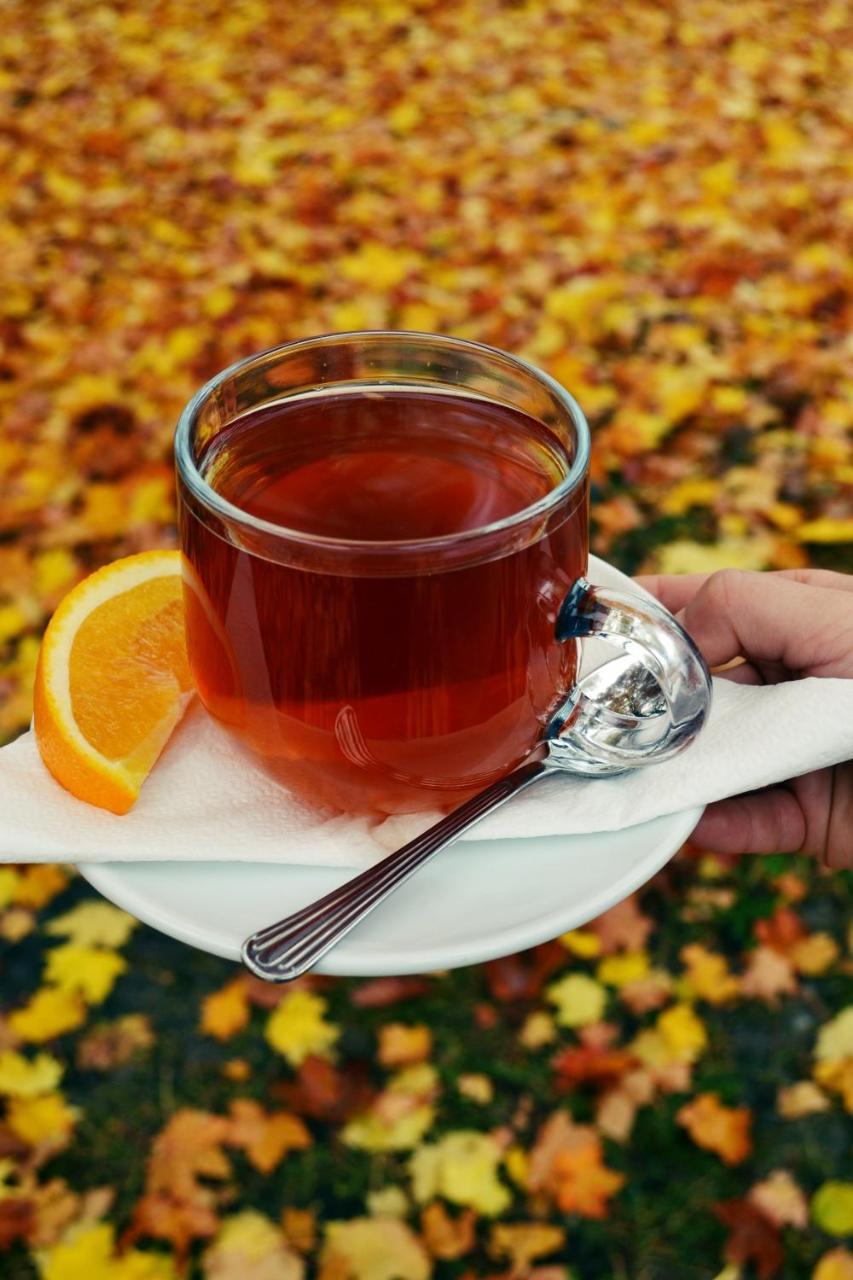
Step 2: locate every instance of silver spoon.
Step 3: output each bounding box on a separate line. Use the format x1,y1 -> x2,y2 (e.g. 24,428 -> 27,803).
241,579 -> 711,982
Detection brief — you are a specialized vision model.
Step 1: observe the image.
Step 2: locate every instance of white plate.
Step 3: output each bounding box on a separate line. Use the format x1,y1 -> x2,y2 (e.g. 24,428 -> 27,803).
78,557 -> 702,975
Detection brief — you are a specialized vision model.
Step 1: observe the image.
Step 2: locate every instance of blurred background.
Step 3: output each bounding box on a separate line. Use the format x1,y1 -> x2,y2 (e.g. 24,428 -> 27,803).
1,1 -> 851,1277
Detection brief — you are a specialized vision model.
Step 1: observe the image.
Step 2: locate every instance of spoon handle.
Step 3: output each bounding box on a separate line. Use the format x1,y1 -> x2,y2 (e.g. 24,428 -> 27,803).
241,754 -> 554,982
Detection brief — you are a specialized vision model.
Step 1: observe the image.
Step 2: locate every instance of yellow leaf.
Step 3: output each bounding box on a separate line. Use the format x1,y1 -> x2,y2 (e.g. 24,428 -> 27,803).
656,1003 -> 708,1062
659,479 -> 719,517
44,945 -> 127,1005
489,1222 -> 566,1268
518,1011 -> 557,1050
343,1104 -> 435,1154
791,934 -> 840,976
777,1081 -> 831,1118
653,535 -> 776,576
457,1074 -> 493,1105
597,951 -> 650,988
339,243 -> 416,289
546,973 -> 608,1028
9,988 -> 86,1043
201,980 -> 250,1042
46,902 -> 138,948
12,866 -> 69,910
322,1218 -> 429,1280
410,1132 -> 510,1216
813,1183 -> 853,1238
0,867 -> 20,910
797,519 -> 853,544
265,991 -> 338,1066
559,929 -> 601,958
679,944 -> 740,1005
203,1210 -> 304,1280
37,1222 -> 178,1280
0,1050 -> 63,1097
7,1092 -> 79,1146
202,285 -> 236,319
816,1008 -> 853,1063
813,1248 -> 853,1280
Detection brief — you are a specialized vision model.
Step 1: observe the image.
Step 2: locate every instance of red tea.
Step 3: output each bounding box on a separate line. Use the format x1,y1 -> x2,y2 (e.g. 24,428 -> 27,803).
179,389 -> 587,812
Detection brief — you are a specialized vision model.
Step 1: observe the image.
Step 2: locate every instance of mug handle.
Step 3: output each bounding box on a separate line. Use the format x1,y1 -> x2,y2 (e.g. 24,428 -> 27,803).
546,577 -> 713,777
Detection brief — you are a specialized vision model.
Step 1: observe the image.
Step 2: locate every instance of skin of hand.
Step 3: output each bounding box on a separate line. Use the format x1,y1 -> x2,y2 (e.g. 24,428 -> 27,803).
635,568 -> 853,869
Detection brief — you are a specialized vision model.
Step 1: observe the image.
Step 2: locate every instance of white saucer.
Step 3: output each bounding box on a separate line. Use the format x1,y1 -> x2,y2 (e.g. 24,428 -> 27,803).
78,557 -> 702,975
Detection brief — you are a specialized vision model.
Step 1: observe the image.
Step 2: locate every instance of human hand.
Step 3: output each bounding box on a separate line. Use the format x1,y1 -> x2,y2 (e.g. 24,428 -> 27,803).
635,568 -> 853,868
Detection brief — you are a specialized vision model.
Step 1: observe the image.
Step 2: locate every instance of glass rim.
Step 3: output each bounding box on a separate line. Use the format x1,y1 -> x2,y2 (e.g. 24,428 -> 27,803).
174,330 -> 591,554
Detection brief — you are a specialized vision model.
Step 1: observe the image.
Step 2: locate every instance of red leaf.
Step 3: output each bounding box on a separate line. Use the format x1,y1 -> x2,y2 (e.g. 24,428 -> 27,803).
0,1198 -> 35,1249
485,942 -> 566,1002
552,1044 -> 637,1090
350,976 -> 433,1008
272,1055 -> 374,1123
713,1199 -> 785,1280
754,907 -> 806,953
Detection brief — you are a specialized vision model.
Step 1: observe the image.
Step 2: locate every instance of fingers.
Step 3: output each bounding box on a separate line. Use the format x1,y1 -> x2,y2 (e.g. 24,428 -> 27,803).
667,570 -> 853,677
692,789 -> 807,855
826,761 -> 853,869
637,567 -> 853,616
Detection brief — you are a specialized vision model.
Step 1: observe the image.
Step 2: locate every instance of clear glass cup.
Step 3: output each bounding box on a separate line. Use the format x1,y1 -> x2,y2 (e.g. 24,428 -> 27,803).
175,332 -> 708,815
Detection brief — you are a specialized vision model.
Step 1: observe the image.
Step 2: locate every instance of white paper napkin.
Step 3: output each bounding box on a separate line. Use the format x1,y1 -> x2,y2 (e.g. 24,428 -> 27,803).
1,676 -> 852,867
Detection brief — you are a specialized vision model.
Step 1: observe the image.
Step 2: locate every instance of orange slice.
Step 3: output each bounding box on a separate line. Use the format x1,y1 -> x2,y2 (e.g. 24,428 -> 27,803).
34,550 -> 194,814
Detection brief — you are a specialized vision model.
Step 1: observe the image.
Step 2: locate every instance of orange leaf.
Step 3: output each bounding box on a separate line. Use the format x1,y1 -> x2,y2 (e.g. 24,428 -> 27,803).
589,897 -> 652,954
227,1099 -> 311,1174
420,1202 -> 476,1260
677,1093 -> 753,1165
201,978 -> 251,1042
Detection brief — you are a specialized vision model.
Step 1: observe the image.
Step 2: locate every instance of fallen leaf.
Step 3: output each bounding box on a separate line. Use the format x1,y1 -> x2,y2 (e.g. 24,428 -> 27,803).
489,1222 -> 566,1268
552,1127 -> 625,1217
812,1183 -> 853,1238
777,1081 -> 831,1118
813,1248 -> 853,1280
754,907 -> 806,953
227,1099 -> 310,1174
350,978 -> 433,1008
677,1094 -> 753,1165
321,1218 -> 430,1280
410,1131 -> 510,1216
0,1050 -> 63,1097
816,1008 -> 853,1063
714,1199 -> 785,1279
485,942 -> 566,1003
11,866 -> 68,910
741,947 -> 798,1000
274,1056 -> 374,1125
76,1015 -> 155,1070
552,1043 -> 636,1090
46,901 -> 138,948
343,1065 -> 437,1153
6,1092 -> 79,1150
546,974 -> 608,1028
420,1201 -> 476,1260
790,933 -> 840,975
8,988 -> 86,1043
265,991 -> 339,1066
456,1074 -> 493,1105
43,945 -> 127,1005
0,1197 -> 35,1248
282,1207 -> 316,1254
518,1011 -> 557,1050
749,1169 -> 809,1228
589,896 -> 653,953
656,1003 -> 708,1062
377,1024 -> 432,1067
128,1110 -> 233,1257
680,944 -> 741,1004
203,1210 -> 304,1280
201,980 -> 251,1042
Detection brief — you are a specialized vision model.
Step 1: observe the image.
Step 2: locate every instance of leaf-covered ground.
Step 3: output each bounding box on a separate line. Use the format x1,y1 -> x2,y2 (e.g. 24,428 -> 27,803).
1,0 -> 852,1276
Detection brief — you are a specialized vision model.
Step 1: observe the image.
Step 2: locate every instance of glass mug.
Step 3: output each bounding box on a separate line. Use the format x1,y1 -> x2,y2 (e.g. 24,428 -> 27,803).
175,332 -> 709,815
